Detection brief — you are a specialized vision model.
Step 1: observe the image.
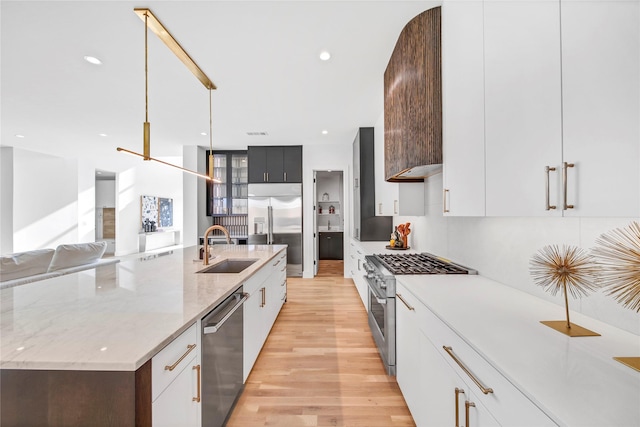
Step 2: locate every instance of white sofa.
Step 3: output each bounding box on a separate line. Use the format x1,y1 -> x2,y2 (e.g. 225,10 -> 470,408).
0,242 -> 119,289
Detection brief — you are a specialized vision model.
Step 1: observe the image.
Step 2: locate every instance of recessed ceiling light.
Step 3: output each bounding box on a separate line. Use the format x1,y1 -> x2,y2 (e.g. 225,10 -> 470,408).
322,130 -> 328,135
15,134 -> 25,138
98,133 -> 107,137
100,347 -> 108,352
319,51 -> 331,61
201,132 -> 207,136
84,55 -> 102,65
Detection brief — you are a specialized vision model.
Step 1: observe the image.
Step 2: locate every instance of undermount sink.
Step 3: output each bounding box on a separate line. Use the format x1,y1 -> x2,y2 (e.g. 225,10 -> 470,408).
197,259 -> 258,274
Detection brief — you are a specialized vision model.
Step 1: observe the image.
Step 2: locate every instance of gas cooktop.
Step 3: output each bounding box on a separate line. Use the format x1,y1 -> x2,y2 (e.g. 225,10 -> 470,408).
373,252 -> 477,275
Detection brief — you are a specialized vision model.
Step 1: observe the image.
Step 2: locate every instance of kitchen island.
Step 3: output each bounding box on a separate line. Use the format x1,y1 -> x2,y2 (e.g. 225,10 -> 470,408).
0,244 -> 286,426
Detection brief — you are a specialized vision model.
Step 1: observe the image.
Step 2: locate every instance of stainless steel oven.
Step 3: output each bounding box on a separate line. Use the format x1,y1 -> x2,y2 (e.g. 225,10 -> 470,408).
363,253 -> 476,376
365,268 -> 396,374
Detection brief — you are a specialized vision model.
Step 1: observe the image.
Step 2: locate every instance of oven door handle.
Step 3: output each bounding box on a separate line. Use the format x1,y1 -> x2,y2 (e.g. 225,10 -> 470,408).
366,280 -> 387,304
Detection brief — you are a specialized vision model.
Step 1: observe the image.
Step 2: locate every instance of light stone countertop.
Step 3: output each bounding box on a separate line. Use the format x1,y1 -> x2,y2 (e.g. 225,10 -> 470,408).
0,244 -> 286,372
351,239 -> 421,255
397,274 -> 640,427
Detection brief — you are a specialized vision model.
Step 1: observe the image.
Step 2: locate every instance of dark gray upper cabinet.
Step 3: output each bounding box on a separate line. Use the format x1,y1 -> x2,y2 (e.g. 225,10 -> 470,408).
353,128 -> 392,241
248,146 -> 302,183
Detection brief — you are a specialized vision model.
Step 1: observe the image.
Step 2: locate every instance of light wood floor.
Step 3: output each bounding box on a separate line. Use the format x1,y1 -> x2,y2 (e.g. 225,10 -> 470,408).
226,260 -> 415,427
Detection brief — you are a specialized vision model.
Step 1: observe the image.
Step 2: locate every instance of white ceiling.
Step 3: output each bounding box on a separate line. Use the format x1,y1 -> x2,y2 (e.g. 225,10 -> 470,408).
1,0 -> 438,173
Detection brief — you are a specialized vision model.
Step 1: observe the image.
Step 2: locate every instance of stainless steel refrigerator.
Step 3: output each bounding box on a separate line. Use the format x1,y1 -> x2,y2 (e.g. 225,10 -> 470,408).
248,183 -> 302,277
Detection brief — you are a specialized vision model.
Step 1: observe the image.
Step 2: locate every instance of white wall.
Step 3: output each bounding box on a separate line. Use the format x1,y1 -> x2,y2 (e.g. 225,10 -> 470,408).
0,147 -> 14,254
394,172 -> 640,335
115,157 -> 184,256
303,143 -> 352,278
9,148 -> 80,252
77,161 -> 96,244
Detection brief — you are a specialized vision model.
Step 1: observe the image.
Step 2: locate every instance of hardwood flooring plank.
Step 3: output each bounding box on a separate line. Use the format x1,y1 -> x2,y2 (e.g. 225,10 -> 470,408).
226,268 -> 415,427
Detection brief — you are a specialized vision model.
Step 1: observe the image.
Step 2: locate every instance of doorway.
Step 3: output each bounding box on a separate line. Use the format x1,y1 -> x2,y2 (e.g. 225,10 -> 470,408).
314,170 -> 344,277
95,170 -> 116,255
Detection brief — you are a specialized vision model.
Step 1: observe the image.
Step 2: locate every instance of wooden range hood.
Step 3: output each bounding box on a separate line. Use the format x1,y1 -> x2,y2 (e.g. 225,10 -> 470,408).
384,7 -> 442,182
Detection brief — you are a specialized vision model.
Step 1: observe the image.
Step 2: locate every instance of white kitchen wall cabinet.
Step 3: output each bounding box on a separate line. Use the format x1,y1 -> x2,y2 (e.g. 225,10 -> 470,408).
484,0 -> 563,217
374,115 -> 425,216
475,0 -> 639,217
442,0 -> 486,217
560,0 -> 640,217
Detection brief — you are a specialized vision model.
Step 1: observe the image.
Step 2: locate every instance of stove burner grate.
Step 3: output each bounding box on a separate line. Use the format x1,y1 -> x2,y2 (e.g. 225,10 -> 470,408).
374,253 -> 472,275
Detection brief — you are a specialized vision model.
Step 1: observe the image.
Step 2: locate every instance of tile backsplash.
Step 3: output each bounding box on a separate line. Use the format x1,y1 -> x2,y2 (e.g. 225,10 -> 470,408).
396,173 -> 640,335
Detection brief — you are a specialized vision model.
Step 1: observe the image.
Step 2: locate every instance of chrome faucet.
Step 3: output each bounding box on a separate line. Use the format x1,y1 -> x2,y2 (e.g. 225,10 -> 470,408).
202,225 -> 231,265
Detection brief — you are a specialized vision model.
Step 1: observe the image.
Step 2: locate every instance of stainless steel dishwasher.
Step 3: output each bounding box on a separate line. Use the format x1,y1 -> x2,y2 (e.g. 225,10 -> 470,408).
201,286 -> 248,427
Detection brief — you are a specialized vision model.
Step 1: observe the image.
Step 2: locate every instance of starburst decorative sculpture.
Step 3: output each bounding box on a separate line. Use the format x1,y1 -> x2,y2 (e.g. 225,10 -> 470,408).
592,221 -> 640,371
529,244 -> 600,337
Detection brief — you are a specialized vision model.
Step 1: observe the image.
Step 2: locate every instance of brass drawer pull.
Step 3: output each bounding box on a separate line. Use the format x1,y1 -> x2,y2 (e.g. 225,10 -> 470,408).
443,189 -> 450,213
192,364 -> 201,402
261,287 -> 266,307
455,388 -> 465,427
165,344 -> 196,371
396,293 -> 415,311
465,400 -> 476,426
443,346 -> 494,394
545,166 -> 557,210
563,162 -> 575,210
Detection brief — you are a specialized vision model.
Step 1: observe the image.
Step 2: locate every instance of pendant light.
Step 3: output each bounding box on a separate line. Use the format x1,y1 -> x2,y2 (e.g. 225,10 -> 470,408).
117,8 -> 219,182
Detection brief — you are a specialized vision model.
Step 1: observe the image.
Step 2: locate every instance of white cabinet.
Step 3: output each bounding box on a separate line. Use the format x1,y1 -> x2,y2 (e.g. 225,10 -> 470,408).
152,323 -> 201,427
374,114 -> 425,216
472,0 -> 640,217
395,289 -> 425,425
243,250 -> 287,381
484,0 -> 563,217
442,0 -> 486,216
395,281 -> 556,426
560,0 -> 639,217
349,239 -> 368,309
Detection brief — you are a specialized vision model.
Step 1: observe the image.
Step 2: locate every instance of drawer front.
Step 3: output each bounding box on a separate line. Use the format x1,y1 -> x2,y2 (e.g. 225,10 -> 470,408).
244,261 -> 272,294
400,284 -> 556,427
152,323 -> 198,401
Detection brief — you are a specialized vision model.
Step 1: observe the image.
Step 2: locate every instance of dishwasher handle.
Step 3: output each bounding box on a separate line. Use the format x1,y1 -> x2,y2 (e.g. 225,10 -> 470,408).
203,292 -> 249,334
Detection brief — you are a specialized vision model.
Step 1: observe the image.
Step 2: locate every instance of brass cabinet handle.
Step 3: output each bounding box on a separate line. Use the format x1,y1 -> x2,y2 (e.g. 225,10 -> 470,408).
266,172 -> 269,182
260,287 -> 266,307
263,172 -> 267,182
192,364 -> 201,402
394,200 -> 398,215
455,388 -> 465,427
280,279 -> 286,286
357,259 -> 361,271
563,162 -> 575,210
284,172 -> 287,182
164,344 -> 196,371
379,203 -> 383,215
545,166 -> 557,210
396,293 -> 415,311
465,400 -> 476,427
443,189 -> 450,213
443,346 -> 494,394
